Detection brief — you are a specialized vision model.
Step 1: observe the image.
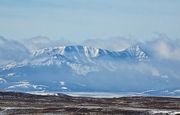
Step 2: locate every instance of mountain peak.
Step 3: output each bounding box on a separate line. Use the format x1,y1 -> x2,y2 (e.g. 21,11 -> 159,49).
126,44 -> 149,61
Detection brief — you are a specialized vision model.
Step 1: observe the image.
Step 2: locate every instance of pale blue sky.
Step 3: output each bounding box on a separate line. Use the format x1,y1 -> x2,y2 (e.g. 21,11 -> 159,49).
0,0 -> 180,41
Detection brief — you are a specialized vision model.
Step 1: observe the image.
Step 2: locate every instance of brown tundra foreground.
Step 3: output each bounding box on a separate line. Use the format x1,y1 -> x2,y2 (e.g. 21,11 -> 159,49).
0,91 -> 180,115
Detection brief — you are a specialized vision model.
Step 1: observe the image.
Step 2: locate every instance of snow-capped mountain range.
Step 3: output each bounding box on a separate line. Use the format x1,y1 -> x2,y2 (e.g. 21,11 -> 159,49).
31,45 -> 148,66
0,45 -> 180,96
1,45 -> 148,76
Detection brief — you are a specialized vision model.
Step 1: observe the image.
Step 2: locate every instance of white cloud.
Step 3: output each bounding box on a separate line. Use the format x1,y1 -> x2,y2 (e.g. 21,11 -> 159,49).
82,37 -> 136,51
0,36 -> 30,65
149,39 -> 180,61
21,36 -> 72,50
134,63 -> 161,77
